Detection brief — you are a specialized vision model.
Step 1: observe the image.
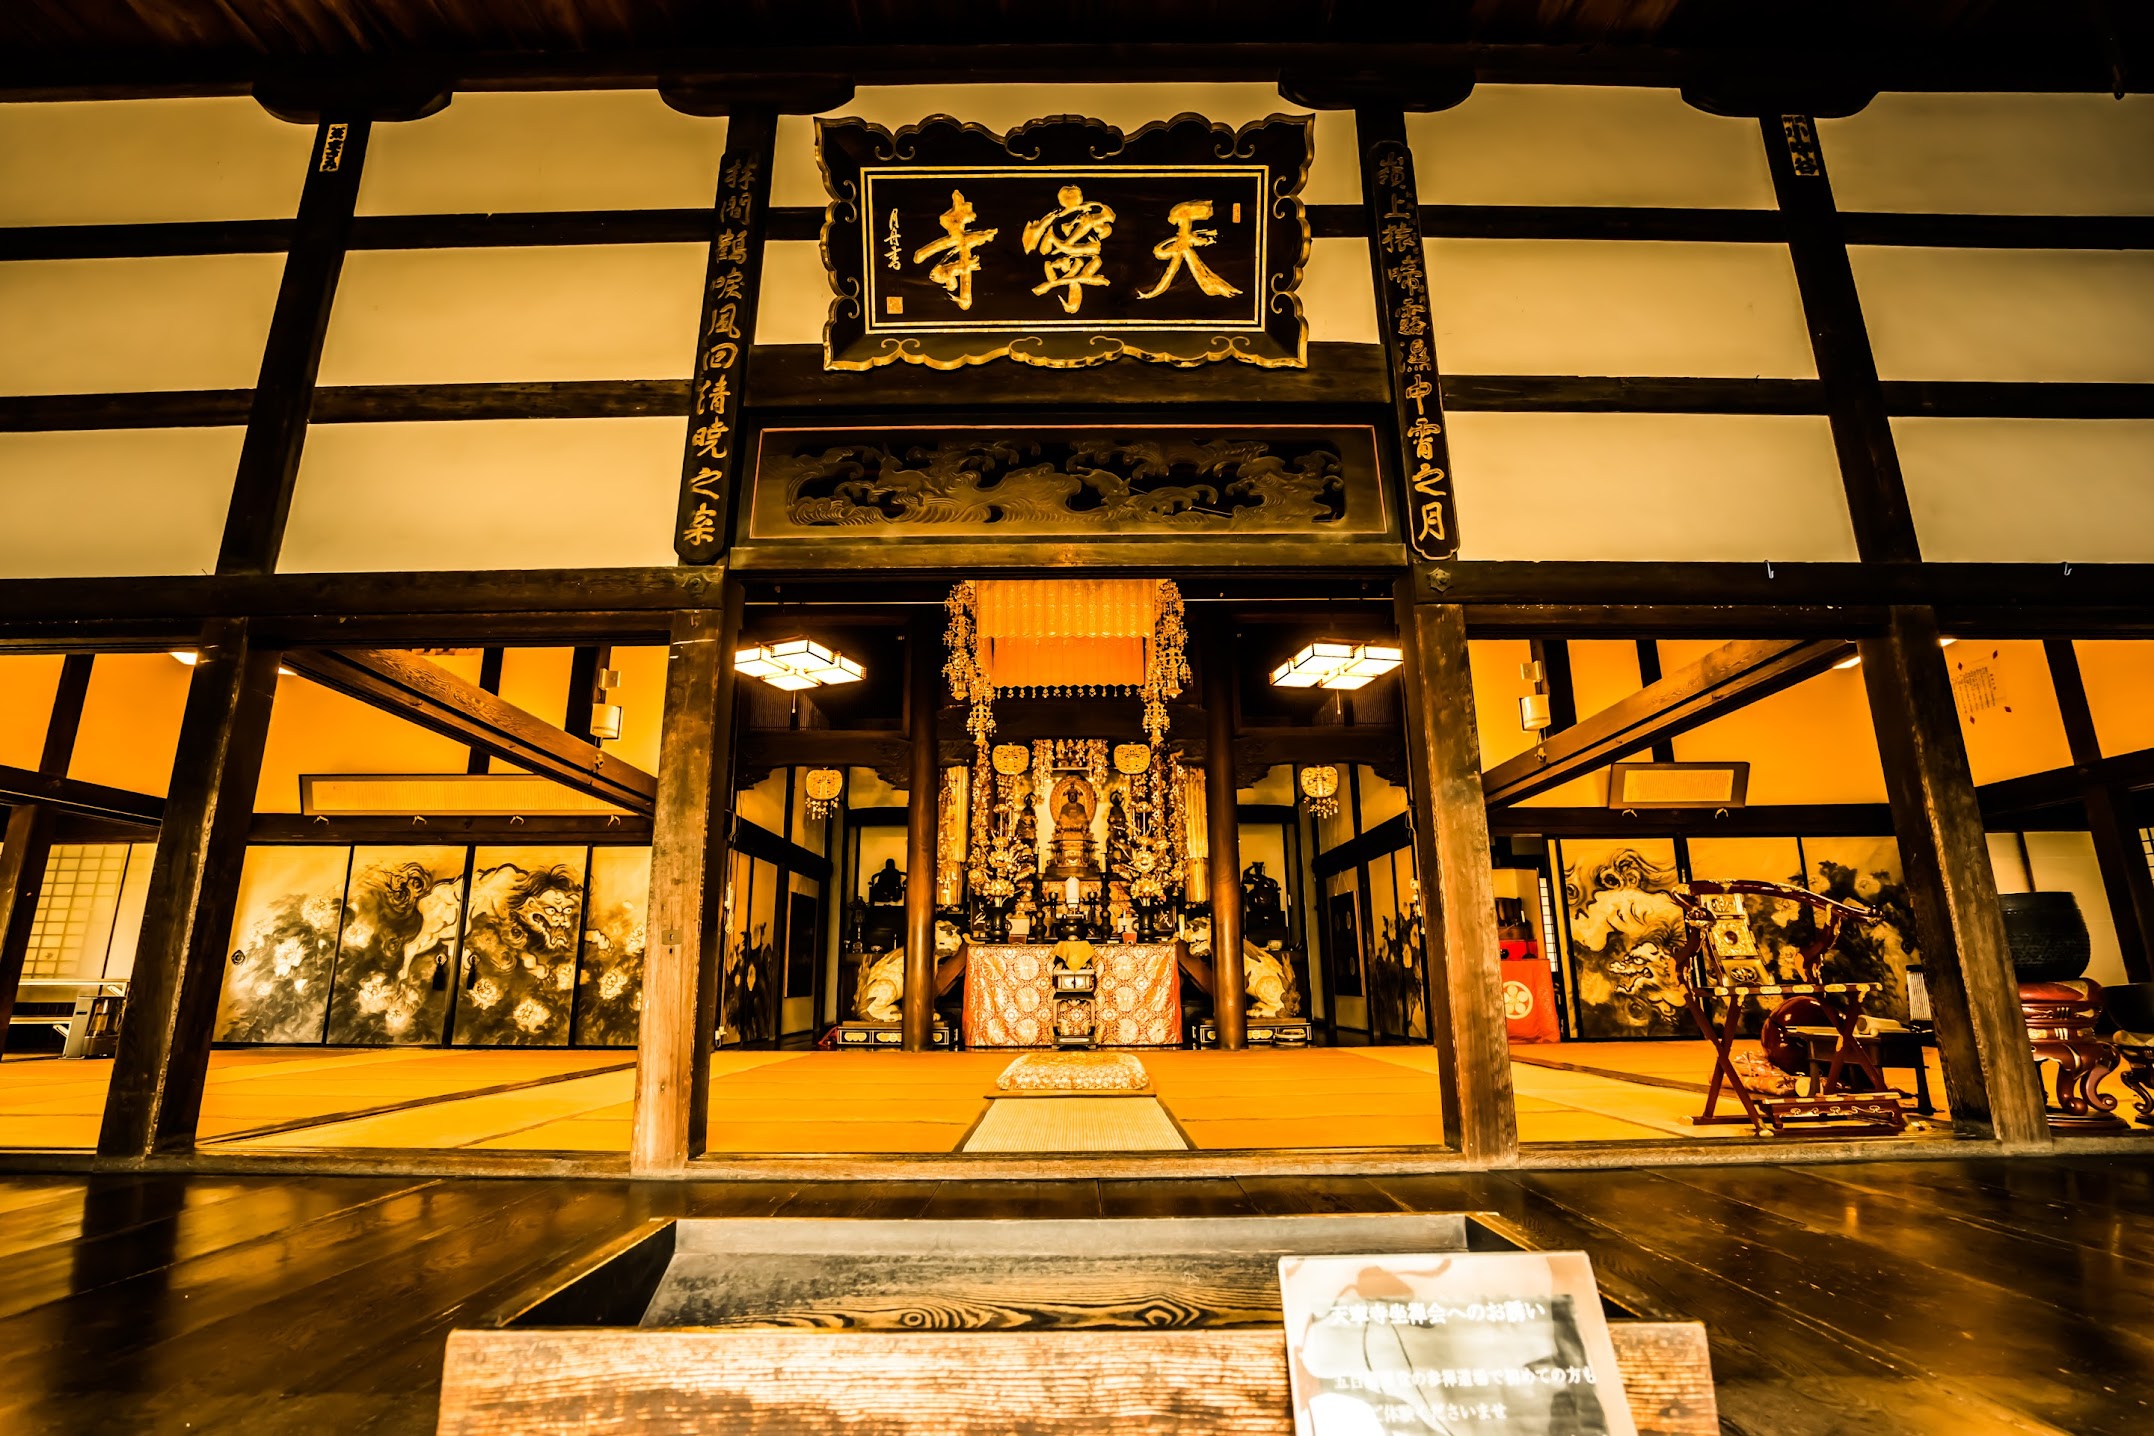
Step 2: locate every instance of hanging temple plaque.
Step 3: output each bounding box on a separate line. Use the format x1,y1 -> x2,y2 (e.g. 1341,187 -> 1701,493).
818,112 -> 1311,370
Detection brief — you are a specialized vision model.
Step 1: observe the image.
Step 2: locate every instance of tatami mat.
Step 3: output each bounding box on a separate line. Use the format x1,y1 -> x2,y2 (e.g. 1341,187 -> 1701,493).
0,1037 -> 1946,1154
962,1096 -> 1189,1151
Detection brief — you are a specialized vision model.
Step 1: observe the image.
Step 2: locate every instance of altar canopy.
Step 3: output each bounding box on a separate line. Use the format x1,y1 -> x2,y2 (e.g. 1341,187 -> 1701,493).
974,579 -> 1157,693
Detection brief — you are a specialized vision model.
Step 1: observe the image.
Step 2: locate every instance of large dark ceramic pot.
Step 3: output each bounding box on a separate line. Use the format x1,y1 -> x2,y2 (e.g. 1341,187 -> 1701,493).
2103,981 -> 2154,1034
1998,891 -> 2091,983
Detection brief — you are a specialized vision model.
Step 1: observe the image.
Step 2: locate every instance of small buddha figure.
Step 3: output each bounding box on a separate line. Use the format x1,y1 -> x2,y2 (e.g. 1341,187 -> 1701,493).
1045,779 -> 1099,879
867,858 -> 905,906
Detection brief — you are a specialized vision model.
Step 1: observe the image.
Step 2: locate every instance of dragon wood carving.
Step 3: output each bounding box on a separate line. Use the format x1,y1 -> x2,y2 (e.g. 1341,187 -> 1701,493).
771,435 -> 1350,535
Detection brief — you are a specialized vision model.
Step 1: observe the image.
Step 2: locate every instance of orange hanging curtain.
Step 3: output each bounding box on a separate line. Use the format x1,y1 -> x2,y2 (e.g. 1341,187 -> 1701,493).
975,579 -> 1155,690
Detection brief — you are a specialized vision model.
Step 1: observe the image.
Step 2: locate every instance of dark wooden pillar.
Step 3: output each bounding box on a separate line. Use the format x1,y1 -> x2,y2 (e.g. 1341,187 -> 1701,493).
632,592 -> 743,1173
2045,639 -> 2154,983
216,117 -> 370,574
97,621 -> 279,1157
1397,590 -> 1516,1162
466,647 -> 504,774
1204,634 -> 1248,1051
0,655 -> 94,1035
901,615 -> 939,1052
1861,606 -> 2050,1145
1758,112 -> 1922,563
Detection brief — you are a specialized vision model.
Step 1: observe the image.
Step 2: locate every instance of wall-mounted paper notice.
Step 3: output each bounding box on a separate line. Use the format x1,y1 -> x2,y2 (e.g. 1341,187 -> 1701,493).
1279,1251 -> 1636,1436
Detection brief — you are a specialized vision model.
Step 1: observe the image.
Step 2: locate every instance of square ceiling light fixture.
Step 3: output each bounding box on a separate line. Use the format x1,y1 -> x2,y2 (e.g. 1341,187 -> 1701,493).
735,639 -> 864,692
1269,641 -> 1405,691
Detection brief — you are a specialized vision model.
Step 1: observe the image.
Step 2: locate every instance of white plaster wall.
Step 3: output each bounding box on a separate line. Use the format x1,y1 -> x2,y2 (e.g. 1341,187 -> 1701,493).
0,428 -> 238,577
1894,419 -> 2154,563
1852,247 -> 2154,383
0,254 -> 285,394
317,244 -> 706,384
1448,412 -> 1858,561
1427,238 -> 1815,377
278,418 -> 681,571
0,98 -> 311,226
358,92 -> 730,214
1820,92 -> 2154,216
1408,86 -> 1776,209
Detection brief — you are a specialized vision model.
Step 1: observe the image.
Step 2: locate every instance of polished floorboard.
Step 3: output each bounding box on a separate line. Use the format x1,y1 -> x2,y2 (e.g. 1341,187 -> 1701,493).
0,1157 -> 2145,1434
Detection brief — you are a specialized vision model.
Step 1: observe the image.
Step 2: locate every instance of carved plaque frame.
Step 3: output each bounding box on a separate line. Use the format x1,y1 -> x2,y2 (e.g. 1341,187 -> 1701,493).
745,425 -> 1392,545
818,112 -> 1311,371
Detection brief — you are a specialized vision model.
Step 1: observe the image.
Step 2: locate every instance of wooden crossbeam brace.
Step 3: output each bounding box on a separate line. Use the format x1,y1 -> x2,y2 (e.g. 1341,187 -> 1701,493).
281,648 -> 657,815
0,762 -> 163,827
1482,637 -> 1852,807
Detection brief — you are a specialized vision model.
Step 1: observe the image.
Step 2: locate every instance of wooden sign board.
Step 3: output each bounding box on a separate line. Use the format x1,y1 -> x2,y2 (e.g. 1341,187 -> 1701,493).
1279,1251 -> 1637,1435
818,113 -> 1311,371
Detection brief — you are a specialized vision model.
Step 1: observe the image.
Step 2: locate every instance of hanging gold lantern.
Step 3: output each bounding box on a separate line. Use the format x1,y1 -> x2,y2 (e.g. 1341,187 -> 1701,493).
803,767 -> 845,820
1299,764 -> 1341,820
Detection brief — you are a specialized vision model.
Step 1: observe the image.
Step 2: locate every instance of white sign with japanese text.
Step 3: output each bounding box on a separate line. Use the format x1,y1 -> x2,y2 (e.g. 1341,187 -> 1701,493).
1279,1250 -> 1637,1436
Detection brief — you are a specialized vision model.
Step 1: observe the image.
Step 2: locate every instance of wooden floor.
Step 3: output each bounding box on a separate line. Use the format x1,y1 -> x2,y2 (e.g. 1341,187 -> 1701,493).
0,1158 -> 2146,1434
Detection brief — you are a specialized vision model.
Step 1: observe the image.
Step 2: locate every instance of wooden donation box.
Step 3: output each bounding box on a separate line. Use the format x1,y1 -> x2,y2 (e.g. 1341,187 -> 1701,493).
439,1214 -> 1717,1435
964,942 -> 1180,1049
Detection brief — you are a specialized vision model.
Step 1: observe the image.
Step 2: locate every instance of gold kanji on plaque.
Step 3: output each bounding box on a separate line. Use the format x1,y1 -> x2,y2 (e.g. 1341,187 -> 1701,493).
1021,184 -> 1117,314
1137,200 -> 1241,300
913,189 -> 999,311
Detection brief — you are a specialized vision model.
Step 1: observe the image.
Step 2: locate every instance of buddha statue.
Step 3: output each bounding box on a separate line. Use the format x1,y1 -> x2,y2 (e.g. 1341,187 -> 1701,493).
1044,778 -> 1100,879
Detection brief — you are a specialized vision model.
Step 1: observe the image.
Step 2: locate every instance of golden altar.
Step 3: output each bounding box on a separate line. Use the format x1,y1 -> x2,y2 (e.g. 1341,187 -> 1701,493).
962,942 -> 1181,1049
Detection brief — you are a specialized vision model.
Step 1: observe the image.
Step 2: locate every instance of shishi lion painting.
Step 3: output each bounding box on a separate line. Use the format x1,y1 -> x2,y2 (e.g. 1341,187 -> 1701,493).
326,847 -> 465,1045
1560,841 -> 1690,1040
452,851 -> 587,1046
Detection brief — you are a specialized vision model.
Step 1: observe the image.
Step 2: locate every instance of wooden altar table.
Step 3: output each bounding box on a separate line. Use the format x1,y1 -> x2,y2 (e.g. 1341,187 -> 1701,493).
963,943 -> 1181,1049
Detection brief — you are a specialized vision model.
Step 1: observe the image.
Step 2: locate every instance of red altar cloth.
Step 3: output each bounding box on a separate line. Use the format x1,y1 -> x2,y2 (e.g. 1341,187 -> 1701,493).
963,943 -> 1180,1049
1500,946 -> 1560,1044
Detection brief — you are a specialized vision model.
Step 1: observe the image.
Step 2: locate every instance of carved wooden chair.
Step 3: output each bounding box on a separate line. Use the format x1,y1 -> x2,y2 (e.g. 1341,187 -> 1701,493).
1671,879 -> 1908,1138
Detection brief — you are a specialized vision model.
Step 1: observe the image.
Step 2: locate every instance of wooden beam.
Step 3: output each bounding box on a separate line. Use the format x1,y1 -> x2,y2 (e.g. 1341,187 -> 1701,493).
216,117 -> 369,574
0,656 -> 94,1036
901,616 -> 940,1052
1762,113 -> 1921,562
10,204 -> 2144,265
674,109 -> 775,564
1980,747 -> 2154,821
6,563 -> 2154,651
1396,592 -> 1514,1162
631,595 -> 742,1174
1481,638 -> 1851,806
746,341 -> 1391,411
0,764 -> 163,827
1860,606 -> 2050,1147
245,814 -> 651,845
1488,804 -> 1897,838
279,649 -> 657,815
4,39 -> 2133,103
1204,627 -> 1248,1052
2045,639 -> 2154,983
8,373 -> 2149,435
98,619 -> 279,1157
1232,727 -> 1403,788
